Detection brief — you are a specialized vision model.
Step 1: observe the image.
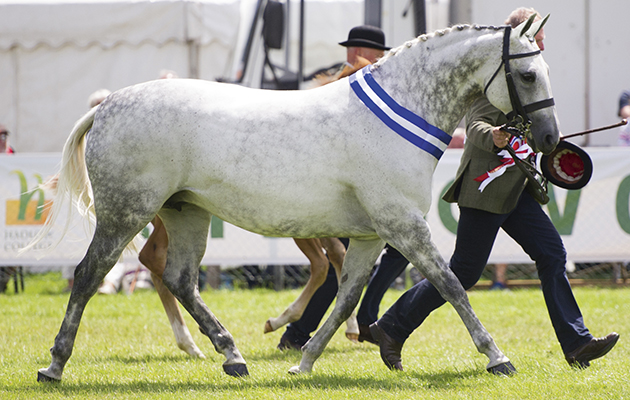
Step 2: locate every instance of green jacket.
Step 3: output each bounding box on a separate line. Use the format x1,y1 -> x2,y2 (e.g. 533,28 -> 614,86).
442,97 -> 528,214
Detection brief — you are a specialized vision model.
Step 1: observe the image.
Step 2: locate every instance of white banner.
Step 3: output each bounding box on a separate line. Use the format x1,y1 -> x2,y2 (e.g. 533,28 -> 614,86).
2,149 -> 630,268
431,147 -> 630,264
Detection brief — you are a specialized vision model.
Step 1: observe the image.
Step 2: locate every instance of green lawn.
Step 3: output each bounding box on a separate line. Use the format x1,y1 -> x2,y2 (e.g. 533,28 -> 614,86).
1,272 -> 628,399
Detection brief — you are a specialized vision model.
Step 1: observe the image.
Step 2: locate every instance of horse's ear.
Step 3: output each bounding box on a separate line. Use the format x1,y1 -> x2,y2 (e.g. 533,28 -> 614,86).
514,13 -> 536,37
529,14 -> 550,39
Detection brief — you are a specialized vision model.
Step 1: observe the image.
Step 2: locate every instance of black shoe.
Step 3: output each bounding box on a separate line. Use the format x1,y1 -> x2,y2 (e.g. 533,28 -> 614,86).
358,324 -> 378,345
369,322 -> 404,371
277,331 -> 308,352
565,332 -> 620,368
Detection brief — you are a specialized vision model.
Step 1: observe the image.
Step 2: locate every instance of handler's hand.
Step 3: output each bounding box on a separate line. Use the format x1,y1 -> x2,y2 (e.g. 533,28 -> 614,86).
492,127 -> 510,148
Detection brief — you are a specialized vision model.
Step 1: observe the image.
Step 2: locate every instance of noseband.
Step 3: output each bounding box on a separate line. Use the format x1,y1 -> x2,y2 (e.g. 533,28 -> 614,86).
484,26 -> 555,136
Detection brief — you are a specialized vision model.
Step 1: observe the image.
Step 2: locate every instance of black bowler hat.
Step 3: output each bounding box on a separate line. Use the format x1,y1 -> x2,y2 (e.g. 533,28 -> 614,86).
339,25 -> 390,50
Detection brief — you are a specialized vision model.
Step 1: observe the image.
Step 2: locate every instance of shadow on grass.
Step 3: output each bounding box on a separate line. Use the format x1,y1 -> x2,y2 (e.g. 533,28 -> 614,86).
97,353 -> 205,364
79,342 -> 377,368
21,367 -> 485,396
245,341 -> 377,362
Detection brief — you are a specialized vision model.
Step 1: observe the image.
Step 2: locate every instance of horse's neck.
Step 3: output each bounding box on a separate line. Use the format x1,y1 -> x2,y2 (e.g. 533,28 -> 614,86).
373,28 -> 503,135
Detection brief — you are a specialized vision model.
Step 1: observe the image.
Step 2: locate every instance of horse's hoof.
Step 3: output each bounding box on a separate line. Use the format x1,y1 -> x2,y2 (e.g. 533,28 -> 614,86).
179,344 -> 206,359
487,361 -> 517,376
223,363 -> 249,377
190,350 -> 206,359
37,370 -> 60,383
345,332 -> 359,343
264,320 -> 274,334
288,365 -> 302,374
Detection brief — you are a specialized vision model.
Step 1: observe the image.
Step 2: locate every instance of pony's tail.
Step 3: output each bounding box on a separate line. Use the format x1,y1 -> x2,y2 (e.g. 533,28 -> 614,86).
20,106 -> 99,255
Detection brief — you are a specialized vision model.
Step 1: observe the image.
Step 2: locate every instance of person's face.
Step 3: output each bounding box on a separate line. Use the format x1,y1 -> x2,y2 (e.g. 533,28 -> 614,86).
358,47 -> 385,64
0,130 -> 8,151
534,27 -> 545,51
348,46 -> 384,64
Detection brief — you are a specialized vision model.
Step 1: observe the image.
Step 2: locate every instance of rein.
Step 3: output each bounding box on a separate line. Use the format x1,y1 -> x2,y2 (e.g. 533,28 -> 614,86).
500,125 -> 550,204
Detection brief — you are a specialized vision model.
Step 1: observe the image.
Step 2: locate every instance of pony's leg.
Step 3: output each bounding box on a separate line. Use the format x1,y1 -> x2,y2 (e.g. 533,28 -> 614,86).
158,205 -> 247,377
264,238 -> 330,333
139,217 -> 205,358
151,273 -> 206,358
38,227 -> 139,382
319,238 -> 359,342
380,215 -> 513,374
290,238 -> 385,374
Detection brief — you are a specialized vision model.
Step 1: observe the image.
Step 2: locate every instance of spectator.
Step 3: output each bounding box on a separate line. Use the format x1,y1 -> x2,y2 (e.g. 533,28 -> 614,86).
0,124 -> 16,293
0,124 -> 14,154
617,90 -> 630,146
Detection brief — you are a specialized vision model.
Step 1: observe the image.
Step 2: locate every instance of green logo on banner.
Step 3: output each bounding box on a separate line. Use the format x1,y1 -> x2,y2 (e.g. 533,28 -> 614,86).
546,186 -> 581,235
5,170 -> 50,225
616,175 -> 630,234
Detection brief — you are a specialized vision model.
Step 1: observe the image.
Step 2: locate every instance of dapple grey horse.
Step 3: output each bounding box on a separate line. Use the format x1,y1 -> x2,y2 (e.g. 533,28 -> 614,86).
31,15 -> 558,381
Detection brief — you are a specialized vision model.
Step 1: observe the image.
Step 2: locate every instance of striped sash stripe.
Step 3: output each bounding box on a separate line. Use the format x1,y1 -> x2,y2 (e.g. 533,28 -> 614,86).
349,65 -> 451,160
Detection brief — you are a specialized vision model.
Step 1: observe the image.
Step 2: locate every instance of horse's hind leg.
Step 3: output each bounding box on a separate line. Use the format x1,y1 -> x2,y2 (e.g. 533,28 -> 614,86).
38,226 -> 138,382
158,205 -> 247,377
139,217 -> 205,358
264,238 -> 331,333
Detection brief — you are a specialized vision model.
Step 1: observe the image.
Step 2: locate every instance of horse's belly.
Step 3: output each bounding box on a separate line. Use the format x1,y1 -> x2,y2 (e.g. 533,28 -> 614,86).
185,181 -> 377,239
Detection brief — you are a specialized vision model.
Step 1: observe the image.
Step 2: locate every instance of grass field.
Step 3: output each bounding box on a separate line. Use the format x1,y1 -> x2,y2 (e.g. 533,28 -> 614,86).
1,272 -> 628,399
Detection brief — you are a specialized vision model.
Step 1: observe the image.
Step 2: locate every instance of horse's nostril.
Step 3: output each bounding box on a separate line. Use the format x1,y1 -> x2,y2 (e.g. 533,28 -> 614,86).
544,134 -> 558,149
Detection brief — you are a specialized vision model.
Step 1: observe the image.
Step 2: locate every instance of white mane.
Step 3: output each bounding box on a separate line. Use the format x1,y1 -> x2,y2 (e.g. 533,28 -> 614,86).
374,24 -> 505,69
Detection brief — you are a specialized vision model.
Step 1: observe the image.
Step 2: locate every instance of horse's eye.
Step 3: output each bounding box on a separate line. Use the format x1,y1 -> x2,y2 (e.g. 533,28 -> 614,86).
521,72 -> 536,83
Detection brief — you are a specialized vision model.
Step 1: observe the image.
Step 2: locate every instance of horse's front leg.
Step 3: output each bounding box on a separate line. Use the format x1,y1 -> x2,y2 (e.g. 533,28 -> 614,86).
319,238 -> 359,342
383,216 -> 513,374
289,238 -> 385,374
264,238 -> 330,333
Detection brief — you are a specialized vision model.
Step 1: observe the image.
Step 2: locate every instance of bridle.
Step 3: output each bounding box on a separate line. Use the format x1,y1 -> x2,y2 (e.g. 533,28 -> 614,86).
484,26 -> 555,138
484,25 -> 556,204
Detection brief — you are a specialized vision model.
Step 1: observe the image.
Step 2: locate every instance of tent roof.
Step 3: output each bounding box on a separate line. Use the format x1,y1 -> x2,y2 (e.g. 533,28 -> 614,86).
0,0 -> 240,50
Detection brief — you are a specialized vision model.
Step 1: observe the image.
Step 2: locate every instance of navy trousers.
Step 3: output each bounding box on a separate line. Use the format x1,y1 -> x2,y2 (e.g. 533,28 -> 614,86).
357,245 -> 409,326
378,191 -> 592,354
285,242 -> 408,342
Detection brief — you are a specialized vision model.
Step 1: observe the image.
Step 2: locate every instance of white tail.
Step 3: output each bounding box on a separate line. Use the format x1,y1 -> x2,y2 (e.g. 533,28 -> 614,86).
20,107 -> 98,254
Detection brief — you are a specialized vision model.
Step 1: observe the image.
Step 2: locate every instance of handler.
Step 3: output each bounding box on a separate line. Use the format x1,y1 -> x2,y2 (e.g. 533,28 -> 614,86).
369,7 -> 619,371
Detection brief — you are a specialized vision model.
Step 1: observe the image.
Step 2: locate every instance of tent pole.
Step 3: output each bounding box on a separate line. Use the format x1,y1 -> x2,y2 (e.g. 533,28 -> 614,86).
188,40 -> 200,79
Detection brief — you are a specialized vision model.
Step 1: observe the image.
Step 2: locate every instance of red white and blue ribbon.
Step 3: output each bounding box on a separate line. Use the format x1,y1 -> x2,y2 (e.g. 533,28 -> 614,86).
349,65 -> 452,160
474,136 -> 535,192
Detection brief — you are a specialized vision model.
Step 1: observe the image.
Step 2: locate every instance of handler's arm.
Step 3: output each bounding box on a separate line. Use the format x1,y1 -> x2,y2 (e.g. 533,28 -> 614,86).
465,98 -> 508,152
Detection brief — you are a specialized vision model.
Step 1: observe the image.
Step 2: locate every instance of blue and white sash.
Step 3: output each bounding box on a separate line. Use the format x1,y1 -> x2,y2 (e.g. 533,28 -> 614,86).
349,65 -> 452,160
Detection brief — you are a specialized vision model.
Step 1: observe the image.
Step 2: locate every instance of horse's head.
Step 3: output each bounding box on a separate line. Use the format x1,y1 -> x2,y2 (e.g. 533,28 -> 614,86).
484,14 -> 560,154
